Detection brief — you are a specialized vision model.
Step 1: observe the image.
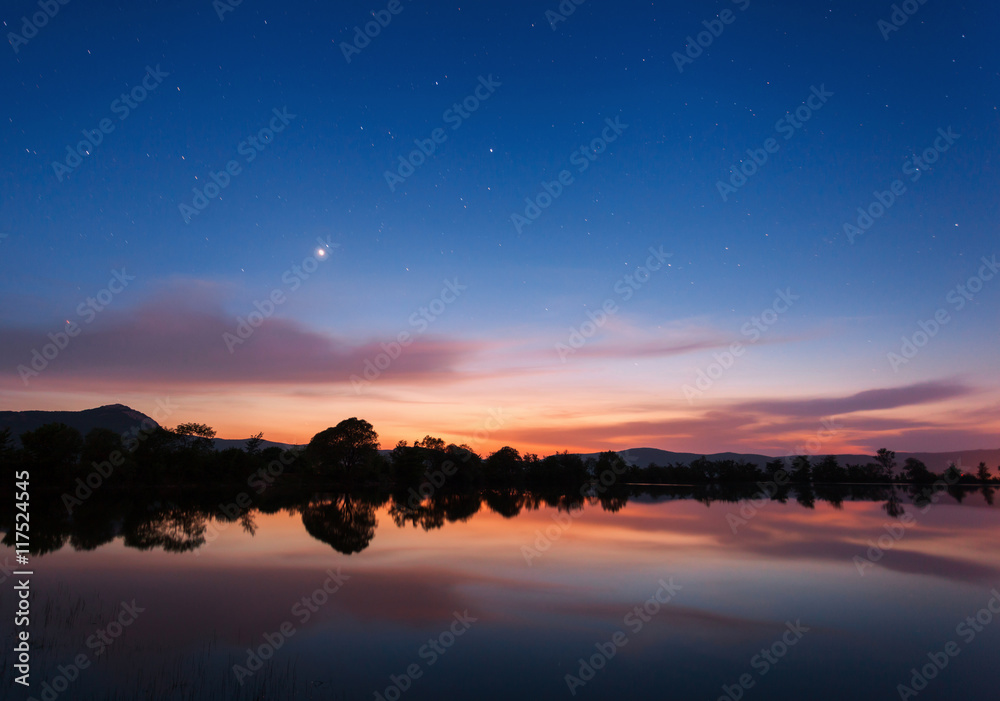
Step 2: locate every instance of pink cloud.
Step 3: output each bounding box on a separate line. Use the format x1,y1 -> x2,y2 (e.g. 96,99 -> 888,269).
0,293 -> 484,388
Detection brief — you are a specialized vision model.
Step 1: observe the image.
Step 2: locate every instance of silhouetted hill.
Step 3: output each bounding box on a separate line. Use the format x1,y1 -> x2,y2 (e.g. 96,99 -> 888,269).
612,448 -> 775,470
212,438 -> 300,452
0,404 -> 157,445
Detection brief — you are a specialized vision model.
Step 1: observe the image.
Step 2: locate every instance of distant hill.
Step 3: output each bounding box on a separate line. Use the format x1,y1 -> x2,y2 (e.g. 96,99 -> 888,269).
0,404 -> 158,446
212,438 -> 300,452
606,447 -> 1000,475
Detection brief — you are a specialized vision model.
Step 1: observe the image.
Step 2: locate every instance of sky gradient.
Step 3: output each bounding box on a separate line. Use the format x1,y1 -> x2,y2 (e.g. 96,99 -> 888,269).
1,0 -> 998,455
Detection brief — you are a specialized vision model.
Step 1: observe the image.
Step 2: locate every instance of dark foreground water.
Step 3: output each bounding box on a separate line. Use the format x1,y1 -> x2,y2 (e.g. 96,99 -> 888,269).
2,486 -> 999,700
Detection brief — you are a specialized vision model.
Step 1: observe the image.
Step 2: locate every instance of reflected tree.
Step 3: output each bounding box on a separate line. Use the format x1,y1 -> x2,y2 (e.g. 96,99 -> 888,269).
301,494 -> 377,554
882,488 -> 905,519
123,506 -> 208,552
795,484 -> 816,509
482,488 -> 525,518
598,491 -> 629,513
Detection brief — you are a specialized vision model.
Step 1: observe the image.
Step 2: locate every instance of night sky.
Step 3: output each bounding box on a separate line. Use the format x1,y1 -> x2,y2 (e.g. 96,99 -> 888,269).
1,0 -> 997,455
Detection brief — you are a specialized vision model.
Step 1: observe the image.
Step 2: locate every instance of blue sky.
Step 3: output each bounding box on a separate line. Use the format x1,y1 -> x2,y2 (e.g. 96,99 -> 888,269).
1,0 -> 998,454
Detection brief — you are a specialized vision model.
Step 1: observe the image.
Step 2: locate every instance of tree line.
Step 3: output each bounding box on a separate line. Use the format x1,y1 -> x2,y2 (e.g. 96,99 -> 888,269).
1,418 -> 995,490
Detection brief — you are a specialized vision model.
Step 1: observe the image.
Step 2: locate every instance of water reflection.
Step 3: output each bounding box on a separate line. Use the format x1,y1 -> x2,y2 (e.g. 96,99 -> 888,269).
2,483 -> 996,558
1,483 -> 999,700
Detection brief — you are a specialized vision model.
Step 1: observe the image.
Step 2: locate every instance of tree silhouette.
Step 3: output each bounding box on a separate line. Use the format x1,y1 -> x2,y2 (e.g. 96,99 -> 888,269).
812,455 -> 846,483
976,462 -> 991,482
414,435 -> 446,451
790,455 -> 812,483
595,450 -> 628,478
245,432 -> 265,455
874,449 -> 896,481
20,423 -> 83,473
485,446 -> 523,482
306,418 -> 380,480
943,462 -> 963,484
903,457 -> 933,483
80,428 -> 124,468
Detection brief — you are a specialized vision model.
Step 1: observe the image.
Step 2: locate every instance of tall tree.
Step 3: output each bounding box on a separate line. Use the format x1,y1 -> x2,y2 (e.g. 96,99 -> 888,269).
976,462 -> 991,482
790,455 -> 812,483
307,418 -> 380,479
874,449 -> 896,481
903,457 -> 933,483
244,432 -> 264,455
485,446 -> 523,482
943,462 -> 963,484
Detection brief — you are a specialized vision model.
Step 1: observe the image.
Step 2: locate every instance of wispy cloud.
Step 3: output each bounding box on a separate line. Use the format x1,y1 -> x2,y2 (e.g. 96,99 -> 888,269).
733,380 -> 973,418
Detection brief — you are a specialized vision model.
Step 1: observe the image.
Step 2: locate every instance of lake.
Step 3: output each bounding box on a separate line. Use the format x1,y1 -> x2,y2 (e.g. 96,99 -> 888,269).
3,486 -> 999,700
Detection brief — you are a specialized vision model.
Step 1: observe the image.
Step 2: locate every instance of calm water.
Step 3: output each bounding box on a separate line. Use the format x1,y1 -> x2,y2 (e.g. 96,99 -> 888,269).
3,487 -> 999,700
